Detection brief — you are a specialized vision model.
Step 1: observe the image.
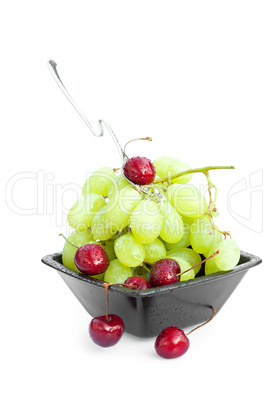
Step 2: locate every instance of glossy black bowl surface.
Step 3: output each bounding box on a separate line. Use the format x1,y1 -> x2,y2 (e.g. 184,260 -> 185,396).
41,251 -> 261,338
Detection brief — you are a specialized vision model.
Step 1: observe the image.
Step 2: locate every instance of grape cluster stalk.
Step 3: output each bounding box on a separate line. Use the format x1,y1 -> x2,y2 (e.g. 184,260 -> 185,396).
142,164 -> 236,238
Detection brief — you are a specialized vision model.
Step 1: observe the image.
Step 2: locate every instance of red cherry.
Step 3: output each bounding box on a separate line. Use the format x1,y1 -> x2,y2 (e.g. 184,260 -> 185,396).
123,156 -> 156,185
124,276 -> 151,290
155,326 -> 190,359
74,243 -> 109,275
149,258 -> 181,287
89,314 -> 124,347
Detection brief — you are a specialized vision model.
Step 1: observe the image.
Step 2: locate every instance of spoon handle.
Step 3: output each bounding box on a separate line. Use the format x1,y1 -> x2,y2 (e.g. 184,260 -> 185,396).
47,60 -> 127,164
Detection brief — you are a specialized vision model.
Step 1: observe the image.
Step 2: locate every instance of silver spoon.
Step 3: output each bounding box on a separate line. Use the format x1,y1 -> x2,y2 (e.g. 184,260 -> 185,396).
47,60 -> 165,200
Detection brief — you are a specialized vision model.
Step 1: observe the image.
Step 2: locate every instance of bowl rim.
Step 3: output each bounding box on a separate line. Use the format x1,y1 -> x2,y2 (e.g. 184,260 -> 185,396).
41,250 -> 262,298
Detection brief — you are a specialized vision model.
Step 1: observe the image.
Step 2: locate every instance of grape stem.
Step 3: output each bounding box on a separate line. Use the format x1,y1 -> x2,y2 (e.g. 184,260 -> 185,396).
151,164 -> 235,238
153,165 -> 236,184
140,263 -> 151,274
186,307 -> 216,336
203,171 -> 232,239
204,171 -> 217,214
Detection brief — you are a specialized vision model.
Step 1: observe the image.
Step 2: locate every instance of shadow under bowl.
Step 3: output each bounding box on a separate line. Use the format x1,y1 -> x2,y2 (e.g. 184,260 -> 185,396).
41,250 -> 261,338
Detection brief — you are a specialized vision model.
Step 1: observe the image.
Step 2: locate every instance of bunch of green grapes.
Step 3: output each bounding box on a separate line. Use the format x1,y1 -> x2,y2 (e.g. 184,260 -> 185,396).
61,156 -> 240,285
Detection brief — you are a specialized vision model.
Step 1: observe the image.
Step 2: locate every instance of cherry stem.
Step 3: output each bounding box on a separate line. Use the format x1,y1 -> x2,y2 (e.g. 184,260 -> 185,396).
186,307 -> 216,336
176,250 -> 220,278
103,283 -> 110,321
153,165 -> 236,184
124,137 -> 152,159
59,233 -> 78,249
103,282 -> 139,290
102,281 -> 139,320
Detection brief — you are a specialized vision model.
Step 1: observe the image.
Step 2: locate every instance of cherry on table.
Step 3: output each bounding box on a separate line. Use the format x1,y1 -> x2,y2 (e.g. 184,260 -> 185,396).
89,314 -> 124,347
89,283 -> 125,348
155,307 -> 217,359
155,326 -> 190,359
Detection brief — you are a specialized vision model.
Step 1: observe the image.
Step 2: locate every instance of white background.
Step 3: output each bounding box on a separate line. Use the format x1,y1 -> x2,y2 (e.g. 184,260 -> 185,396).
1,1 -> 267,401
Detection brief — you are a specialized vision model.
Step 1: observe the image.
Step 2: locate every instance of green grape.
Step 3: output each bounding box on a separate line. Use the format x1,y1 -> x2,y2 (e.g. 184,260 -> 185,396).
176,217 -> 194,246
204,258 -> 219,275
91,205 -> 116,241
159,201 -> 184,243
166,183 -> 207,219
82,167 -> 116,197
62,229 -> 93,272
91,272 -> 105,280
130,199 -> 163,244
104,259 -> 133,283
207,238 -> 240,271
190,215 -> 218,255
163,219 -> 192,250
183,216 -> 197,225
203,228 -> 222,258
107,174 -> 132,199
105,187 -> 142,232
153,156 -> 192,184
167,256 -> 195,281
167,247 -> 202,275
132,265 -> 150,280
114,233 -> 145,267
67,193 -> 106,232
143,238 -> 166,264
102,240 -> 116,261
156,179 -> 170,188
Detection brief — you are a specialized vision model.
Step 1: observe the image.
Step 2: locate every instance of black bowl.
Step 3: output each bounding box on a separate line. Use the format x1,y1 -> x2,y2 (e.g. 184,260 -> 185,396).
41,251 -> 261,338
